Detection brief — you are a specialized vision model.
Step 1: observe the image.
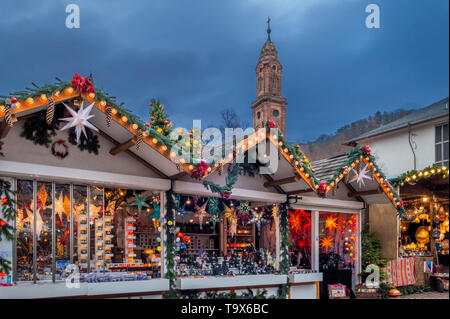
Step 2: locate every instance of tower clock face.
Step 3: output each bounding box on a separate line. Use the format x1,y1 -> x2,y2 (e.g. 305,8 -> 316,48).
272,109 -> 279,117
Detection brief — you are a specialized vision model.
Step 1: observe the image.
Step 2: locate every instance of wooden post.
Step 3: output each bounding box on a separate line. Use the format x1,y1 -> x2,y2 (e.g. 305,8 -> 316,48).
311,211 -> 319,271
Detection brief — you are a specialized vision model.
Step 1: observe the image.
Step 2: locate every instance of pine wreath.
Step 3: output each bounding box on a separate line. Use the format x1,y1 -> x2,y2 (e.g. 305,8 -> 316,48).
68,127 -> 100,155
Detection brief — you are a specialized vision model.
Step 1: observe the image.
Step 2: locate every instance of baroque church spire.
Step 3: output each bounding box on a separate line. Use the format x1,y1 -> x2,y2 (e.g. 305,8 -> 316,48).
252,18 -> 288,136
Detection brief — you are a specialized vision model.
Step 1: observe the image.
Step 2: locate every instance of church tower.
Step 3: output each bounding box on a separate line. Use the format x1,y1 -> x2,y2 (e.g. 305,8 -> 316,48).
252,17 -> 288,136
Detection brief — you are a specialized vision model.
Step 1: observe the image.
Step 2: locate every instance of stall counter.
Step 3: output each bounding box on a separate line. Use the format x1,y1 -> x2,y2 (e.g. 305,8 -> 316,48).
176,274 -> 288,297
288,272 -> 323,299
0,278 -> 169,299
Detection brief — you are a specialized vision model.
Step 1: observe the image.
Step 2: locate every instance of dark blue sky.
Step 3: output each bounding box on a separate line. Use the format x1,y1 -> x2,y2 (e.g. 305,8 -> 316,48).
1,0 -> 448,142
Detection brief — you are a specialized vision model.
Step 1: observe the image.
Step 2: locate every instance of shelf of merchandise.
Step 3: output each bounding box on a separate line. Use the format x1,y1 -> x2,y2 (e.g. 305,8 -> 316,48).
125,217 -> 137,263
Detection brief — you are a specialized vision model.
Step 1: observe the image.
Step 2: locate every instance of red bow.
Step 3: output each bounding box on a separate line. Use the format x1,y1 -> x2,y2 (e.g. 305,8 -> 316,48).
71,73 -> 94,94
192,161 -> 210,179
363,145 -> 371,155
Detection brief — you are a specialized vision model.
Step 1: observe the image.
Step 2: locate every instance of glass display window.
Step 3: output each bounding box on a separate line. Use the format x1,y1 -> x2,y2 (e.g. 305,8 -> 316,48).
288,209 -> 312,269
174,195 -> 277,277
13,179 -> 162,283
318,212 -> 359,271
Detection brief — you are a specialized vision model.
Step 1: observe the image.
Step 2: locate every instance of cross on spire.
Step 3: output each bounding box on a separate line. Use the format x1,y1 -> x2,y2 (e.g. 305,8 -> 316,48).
267,16 -> 272,42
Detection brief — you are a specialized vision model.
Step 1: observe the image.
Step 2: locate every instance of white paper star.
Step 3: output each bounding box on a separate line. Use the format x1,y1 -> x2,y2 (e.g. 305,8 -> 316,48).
59,101 -> 99,143
350,164 -> 373,188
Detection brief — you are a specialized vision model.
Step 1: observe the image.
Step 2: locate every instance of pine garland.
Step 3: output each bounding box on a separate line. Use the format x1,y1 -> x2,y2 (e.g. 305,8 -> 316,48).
278,202 -> 291,299
164,190 -> 178,298
0,178 -> 17,274
325,145 -> 406,216
202,163 -> 244,197
68,127 -> 100,155
389,164 -> 449,187
20,109 -> 60,147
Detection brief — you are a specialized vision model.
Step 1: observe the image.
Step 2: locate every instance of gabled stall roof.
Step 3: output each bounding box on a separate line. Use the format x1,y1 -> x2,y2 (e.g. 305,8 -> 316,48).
194,128 -> 320,196
311,145 -> 406,215
0,76 -> 192,178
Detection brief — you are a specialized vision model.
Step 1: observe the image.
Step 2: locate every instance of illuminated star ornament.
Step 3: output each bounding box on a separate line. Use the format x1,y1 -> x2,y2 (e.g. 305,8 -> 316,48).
325,216 -> 338,231
194,201 -> 210,230
147,202 -> 161,220
249,210 -> 267,233
59,100 -> 99,143
350,164 -> 372,188
320,237 -> 334,252
131,193 -> 150,211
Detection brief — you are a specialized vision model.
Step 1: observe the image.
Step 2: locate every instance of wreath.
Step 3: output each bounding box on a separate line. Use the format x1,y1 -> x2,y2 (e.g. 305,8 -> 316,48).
51,140 -> 69,159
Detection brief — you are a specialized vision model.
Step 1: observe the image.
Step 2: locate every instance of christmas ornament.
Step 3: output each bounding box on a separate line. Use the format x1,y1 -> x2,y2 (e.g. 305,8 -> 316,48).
237,202 -> 252,224
71,73 -> 94,94
350,164 -> 372,188
193,200 -> 210,230
325,216 -> 338,231
223,204 -> 236,228
105,106 -> 112,127
318,182 -> 328,197
130,193 -> 150,211
176,203 -> 191,224
249,210 -> 267,233
51,140 -> 69,159
147,202 -> 162,220
45,96 -> 56,125
320,237 -> 334,252
136,129 -> 143,151
4,103 -> 13,127
59,101 -> 99,143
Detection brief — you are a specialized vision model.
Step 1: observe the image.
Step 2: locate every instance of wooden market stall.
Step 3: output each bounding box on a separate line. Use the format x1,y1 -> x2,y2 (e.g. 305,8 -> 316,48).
389,166 -> 449,289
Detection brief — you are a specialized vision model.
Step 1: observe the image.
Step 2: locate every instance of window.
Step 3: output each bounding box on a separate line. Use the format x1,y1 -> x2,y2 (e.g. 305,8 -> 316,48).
272,109 -> 279,118
288,209 -> 312,269
257,112 -> 261,120
435,123 -> 449,167
14,179 -> 162,282
319,212 -> 358,272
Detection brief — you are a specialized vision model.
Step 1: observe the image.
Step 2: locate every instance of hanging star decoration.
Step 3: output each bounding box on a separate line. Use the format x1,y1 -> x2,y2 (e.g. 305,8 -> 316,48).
131,193 -> 150,212
54,192 -> 65,220
289,209 -> 311,233
194,200 -> 210,230
59,100 -> 99,143
209,214 -> 222,228
320,237 -> 334,252
175,195 -> 192,224
237,202 -> 252,225
176,203 -> 192,224
207,198 -> 222,228
147,202 -> 162,220
223,204 -> 236,229
229,215 -> 237,238
350,163 -> 373,188
249,209 -> 267,233
325,216 -> 338,231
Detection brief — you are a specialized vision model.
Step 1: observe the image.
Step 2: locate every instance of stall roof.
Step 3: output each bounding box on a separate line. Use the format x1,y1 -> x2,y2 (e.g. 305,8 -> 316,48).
0,77 -> 192,178
310,146 -> 406,213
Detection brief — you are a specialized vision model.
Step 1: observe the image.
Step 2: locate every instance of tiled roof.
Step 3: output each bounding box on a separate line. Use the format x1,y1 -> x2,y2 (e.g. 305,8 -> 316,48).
346,97 -> 449,144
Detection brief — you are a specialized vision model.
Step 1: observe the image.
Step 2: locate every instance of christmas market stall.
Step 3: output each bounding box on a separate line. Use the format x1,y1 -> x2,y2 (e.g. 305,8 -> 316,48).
300,145 -> 406,298
0,74 -> 191,298
389,165 -> 449,290
169,132 -> 291,298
